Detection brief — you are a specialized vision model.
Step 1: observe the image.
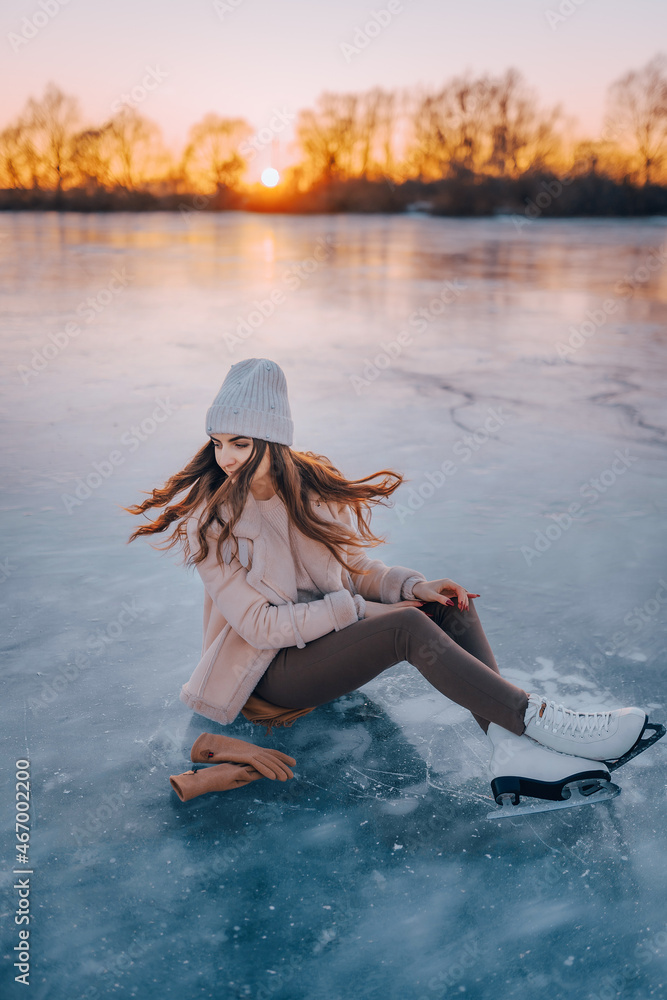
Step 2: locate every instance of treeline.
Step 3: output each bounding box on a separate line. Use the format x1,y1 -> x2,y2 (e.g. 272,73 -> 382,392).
1,54 -> 666,216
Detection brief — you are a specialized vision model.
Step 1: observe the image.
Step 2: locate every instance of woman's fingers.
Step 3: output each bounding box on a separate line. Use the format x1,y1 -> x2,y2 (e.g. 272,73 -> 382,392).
420,589 -> 447,604
460,591 -> 480,609
415,580 -> 481,612
456,585 -> 470,610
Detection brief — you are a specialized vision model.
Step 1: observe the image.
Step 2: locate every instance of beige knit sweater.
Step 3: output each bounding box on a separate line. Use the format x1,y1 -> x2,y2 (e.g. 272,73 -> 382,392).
255,492 -> 325,604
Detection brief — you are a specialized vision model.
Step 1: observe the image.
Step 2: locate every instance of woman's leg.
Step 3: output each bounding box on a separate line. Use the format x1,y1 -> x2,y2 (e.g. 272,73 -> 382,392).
420,597 -> 504,733
253,603 -> 528,736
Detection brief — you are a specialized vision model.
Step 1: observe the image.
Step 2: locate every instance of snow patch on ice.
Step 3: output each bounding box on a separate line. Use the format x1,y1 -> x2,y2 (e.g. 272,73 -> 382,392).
378,797 -> 420,816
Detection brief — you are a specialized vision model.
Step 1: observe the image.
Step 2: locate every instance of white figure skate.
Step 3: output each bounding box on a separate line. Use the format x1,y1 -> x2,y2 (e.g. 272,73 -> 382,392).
522,694 -> 647,760
485,714 -> 665,819
485,723 -> 621,820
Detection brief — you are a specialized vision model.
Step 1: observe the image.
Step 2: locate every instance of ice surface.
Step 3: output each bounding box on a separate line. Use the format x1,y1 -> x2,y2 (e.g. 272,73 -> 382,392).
2,212 -> 667,999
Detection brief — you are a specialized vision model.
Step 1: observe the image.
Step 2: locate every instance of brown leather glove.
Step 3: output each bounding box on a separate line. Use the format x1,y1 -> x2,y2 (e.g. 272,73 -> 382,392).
169,763 -> 263,802
190,733 -> 296,781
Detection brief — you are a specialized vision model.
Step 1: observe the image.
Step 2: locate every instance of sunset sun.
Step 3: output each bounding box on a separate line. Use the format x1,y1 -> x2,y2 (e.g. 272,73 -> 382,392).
261,167 -> 280,187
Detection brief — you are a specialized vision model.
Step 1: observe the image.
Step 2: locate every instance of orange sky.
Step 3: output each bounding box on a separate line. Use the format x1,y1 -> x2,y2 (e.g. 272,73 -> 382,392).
2,0 -> 665,181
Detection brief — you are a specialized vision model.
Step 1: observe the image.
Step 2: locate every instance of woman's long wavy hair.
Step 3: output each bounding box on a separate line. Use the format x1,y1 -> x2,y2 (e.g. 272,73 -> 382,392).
125,437 -> 406,577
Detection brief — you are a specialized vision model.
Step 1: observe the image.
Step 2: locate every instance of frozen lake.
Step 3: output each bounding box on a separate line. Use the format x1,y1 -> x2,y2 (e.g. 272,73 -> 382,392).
2,211 -> 667,999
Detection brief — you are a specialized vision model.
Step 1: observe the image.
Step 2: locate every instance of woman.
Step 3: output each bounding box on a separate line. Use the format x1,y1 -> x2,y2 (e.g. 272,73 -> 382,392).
126,358 -> 649,802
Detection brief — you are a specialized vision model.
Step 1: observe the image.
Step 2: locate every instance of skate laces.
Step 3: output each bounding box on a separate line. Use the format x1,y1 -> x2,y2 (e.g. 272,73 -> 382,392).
536,698 -> 612,737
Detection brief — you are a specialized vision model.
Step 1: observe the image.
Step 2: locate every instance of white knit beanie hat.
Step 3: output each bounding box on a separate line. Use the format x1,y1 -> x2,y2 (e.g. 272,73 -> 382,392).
206,358 -> 294,446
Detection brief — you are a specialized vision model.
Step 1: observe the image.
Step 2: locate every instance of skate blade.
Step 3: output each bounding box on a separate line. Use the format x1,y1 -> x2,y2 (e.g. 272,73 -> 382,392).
605,721 -> 666,772
486,779 -> 621,821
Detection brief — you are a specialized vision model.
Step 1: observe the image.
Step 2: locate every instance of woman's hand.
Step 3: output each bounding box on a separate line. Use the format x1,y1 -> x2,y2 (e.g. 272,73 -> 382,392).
363,599 -> 425,619
411,579 -> 480,612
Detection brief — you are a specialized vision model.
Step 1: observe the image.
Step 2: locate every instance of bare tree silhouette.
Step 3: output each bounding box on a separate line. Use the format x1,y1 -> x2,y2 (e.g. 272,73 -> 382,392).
181,114 -> 251,193
295,87 -> 400,185
406,69 -> 564,180
0,123 -> 35,190
70,125 -> 114,190
355,87 -> 397,178
296,91 -> 358,183
407,73 -> 490,179
22,82 -> 80,191
607,53 -> 667,185
0,58 -> 666,212
485,68 -> 564,175
105,107 -> 162,191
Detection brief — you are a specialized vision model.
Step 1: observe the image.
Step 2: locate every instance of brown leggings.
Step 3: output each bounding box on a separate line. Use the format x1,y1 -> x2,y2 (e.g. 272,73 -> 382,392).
252,599 -> 529,736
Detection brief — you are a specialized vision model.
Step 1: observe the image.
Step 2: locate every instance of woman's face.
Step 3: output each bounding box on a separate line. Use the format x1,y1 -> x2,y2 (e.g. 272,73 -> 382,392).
209,433 -> 272,483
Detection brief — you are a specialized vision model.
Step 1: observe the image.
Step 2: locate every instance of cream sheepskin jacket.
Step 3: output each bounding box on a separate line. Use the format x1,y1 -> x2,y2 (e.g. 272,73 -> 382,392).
179,488 -> 427,725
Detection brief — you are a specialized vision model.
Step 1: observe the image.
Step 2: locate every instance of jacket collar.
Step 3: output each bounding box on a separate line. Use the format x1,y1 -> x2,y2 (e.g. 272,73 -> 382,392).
217,489 -> 264,541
